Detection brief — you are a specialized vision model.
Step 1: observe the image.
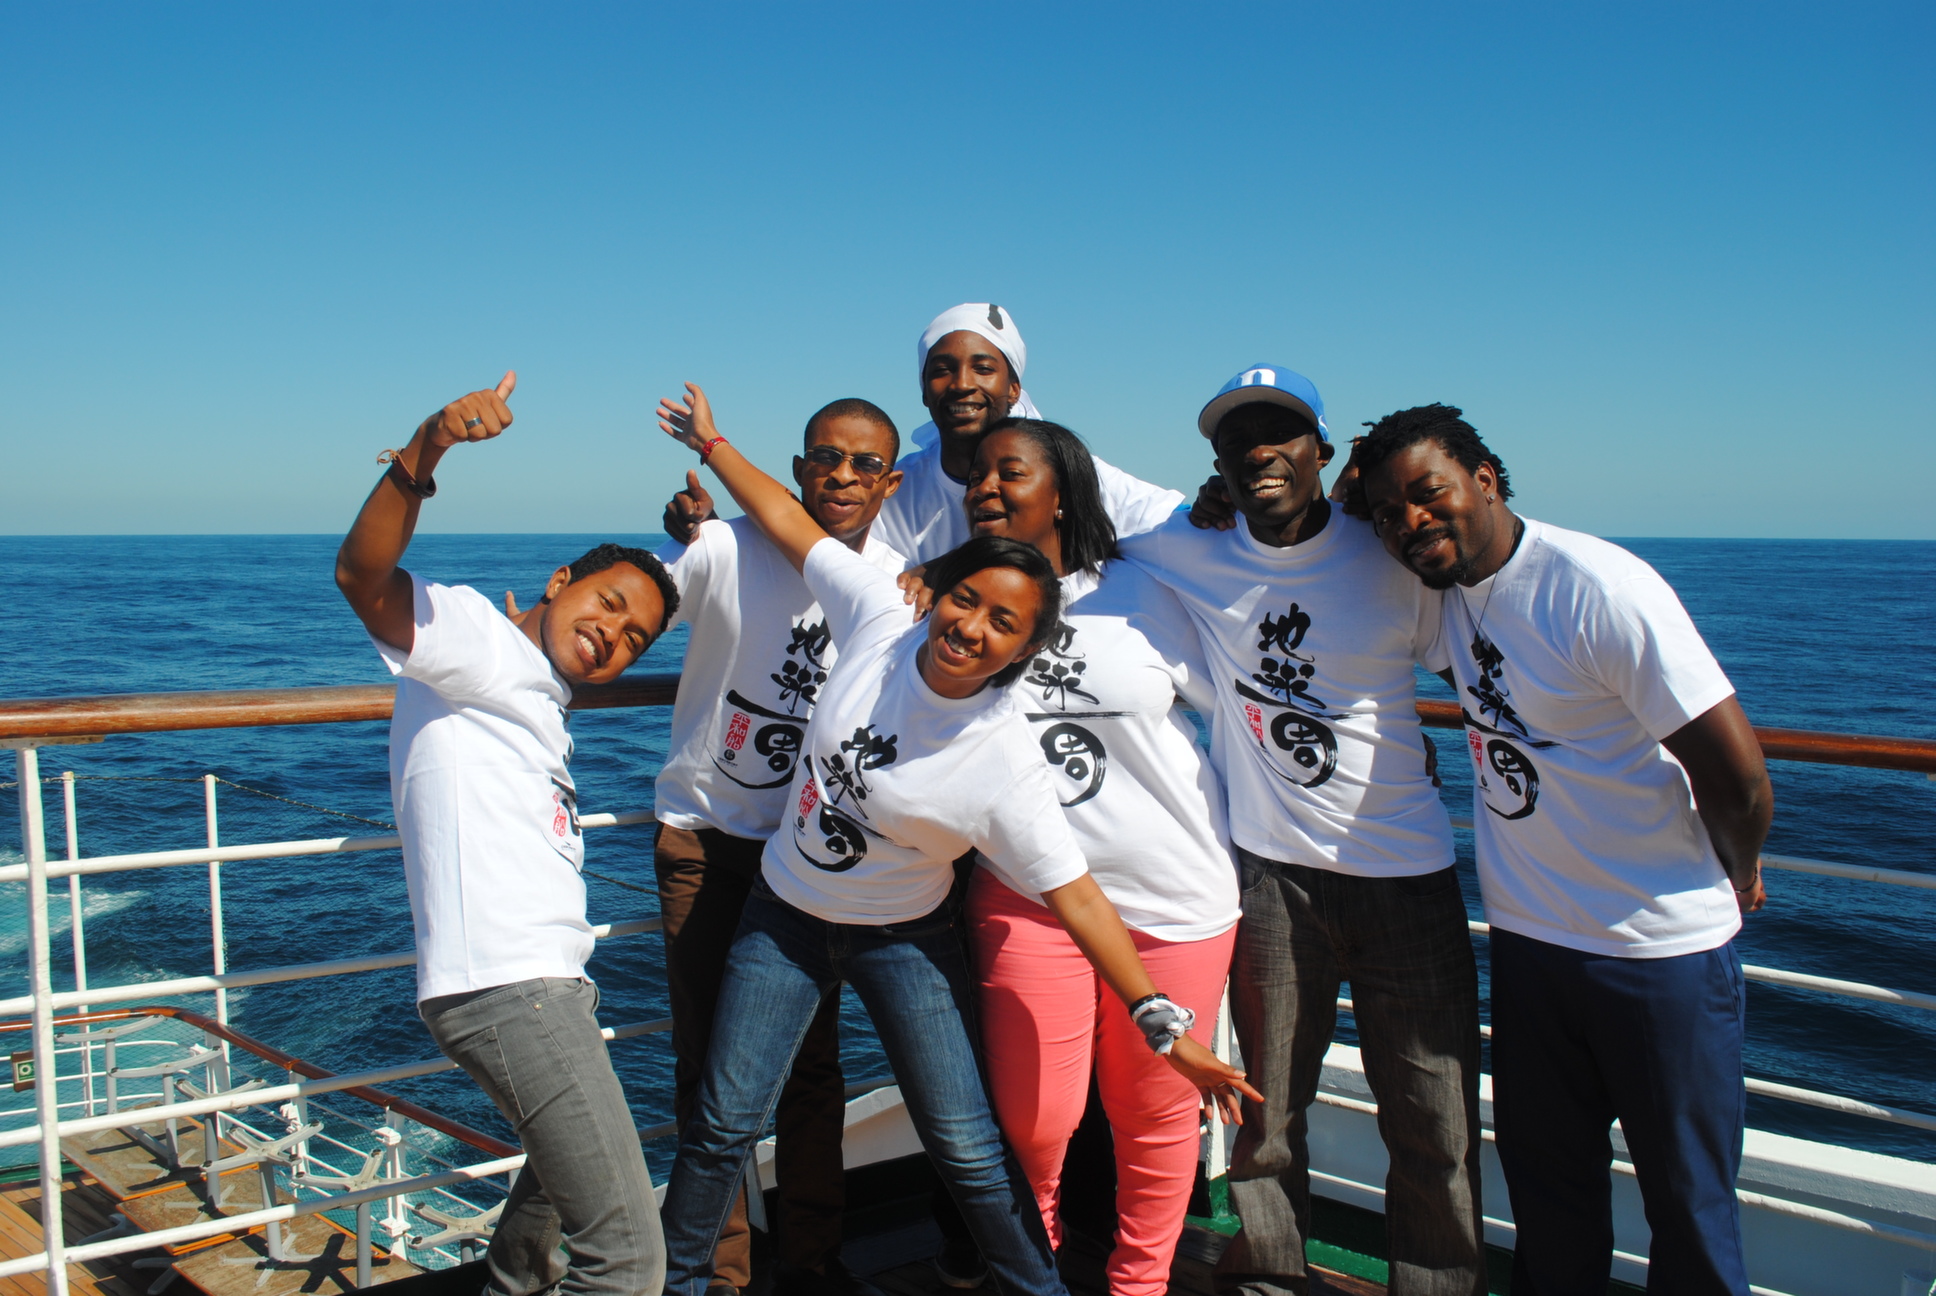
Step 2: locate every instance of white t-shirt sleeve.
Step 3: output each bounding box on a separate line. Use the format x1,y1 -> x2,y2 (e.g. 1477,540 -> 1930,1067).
973,764 -> 1091,894
1415,583 -> 1451,673
1577,575 -> 1736,742
1122,566 -> 1220,715
802,537 -> 913,650
1095,457 -> 1187,540
371,575 -> 517,706
653,524 -> 714,634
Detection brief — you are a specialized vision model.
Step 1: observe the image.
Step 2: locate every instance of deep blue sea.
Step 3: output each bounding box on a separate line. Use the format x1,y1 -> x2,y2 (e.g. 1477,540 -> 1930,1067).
1,534 -> 1932,1177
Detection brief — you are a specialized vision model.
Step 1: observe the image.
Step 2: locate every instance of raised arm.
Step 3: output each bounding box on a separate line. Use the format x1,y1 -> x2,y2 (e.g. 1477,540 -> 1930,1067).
1041,874 -> 1263,1122
1660,694 -> 1773,912
335,372 -> 517,652
657,383 -> 826,572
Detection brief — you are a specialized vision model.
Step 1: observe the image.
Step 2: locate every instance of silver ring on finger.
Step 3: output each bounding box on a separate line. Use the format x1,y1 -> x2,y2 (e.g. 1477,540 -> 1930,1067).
464,417 -> 484,430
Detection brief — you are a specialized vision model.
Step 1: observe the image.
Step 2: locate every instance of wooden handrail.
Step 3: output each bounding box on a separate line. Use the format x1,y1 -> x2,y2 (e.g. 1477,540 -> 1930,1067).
0,1006 -> 517,1158
0,674 -> 681,740
1,678 -> 1931,774
1413,699 -> 1936,774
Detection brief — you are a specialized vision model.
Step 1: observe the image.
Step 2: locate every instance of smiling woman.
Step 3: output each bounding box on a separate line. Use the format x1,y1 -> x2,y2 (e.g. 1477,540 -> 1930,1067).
648,380 -> 1259,1296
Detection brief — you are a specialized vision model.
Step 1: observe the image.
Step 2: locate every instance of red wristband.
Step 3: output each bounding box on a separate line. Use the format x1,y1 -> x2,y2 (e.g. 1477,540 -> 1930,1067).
699,436 -> 728,463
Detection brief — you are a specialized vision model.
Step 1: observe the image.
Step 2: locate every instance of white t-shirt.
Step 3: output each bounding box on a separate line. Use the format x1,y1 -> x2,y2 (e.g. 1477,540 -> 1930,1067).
1120,510 -> 1454,877
1443,518 -> 1740,958
761,540 -> 1091,924
872,436 -> 1185,565
976,561 -> 1240,942
654,518 -> 906,844
373,575 -> 592,1002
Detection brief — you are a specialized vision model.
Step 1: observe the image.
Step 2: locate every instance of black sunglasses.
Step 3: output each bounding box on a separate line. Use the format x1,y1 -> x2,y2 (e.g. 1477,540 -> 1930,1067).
803,446 -> 891,479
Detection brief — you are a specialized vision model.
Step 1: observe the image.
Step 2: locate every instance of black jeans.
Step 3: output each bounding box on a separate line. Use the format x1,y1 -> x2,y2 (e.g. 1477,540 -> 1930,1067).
1214,850 -> 1485,1296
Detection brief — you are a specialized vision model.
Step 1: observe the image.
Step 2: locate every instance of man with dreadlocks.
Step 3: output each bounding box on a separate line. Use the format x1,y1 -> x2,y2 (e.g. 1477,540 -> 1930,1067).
1354,404 -> 1771,1295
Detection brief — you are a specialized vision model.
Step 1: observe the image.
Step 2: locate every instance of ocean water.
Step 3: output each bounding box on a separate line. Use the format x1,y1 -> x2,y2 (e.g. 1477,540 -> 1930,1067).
0,533 -> 1931,1178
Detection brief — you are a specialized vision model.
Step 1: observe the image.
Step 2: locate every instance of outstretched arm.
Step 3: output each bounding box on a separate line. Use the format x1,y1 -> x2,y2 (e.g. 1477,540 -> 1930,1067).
1042,874 -> 1263,1122
1660,694 -> 1773,912
657,383 -> 826,573
336,372 -> 517,652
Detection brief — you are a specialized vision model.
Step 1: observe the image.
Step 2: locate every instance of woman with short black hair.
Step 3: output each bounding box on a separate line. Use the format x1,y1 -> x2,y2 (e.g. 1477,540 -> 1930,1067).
651,386 -> 1252,1296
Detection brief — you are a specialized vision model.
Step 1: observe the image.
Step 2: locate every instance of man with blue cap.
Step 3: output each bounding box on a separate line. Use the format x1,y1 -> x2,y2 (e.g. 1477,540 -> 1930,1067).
1118,367 -> 1486,1296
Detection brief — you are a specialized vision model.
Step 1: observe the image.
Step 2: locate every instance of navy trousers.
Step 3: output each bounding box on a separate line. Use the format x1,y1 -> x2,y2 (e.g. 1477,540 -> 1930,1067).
1490,929 -> 1748,1296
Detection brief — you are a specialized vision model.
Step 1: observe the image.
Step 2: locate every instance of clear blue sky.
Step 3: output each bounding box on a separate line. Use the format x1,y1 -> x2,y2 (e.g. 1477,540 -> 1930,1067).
3,3 -> 1930,538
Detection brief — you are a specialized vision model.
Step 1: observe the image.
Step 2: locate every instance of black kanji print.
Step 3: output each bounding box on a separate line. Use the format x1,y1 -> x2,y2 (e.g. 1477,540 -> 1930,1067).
1257,604 -> 1312,656
787,619 -> 832,667
822,724 -> 899,809
1025,620 -> 1099,708
1028,658 -> 1100,708
1040,622 -> 1079,658
1480,738 -> 1540,820
810,805 -> 869,871
1466,631 -> 1528,736
1039,722 -> 1107,806
772,659 -> 827,713
1252,657 -> 1327,710
717,692 -> 810,790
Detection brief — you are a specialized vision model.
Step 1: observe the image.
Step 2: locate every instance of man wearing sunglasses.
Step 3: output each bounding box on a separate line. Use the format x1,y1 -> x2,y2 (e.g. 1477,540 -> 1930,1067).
651,399 -> 906,1296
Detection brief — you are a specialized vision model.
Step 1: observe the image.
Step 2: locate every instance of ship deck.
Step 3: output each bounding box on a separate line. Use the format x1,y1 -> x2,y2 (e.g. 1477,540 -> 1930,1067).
0,1176 -> 1386,1296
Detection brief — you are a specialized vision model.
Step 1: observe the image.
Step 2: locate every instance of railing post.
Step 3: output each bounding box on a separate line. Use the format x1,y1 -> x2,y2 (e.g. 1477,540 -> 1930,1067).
203,776 -> 232,1112
19,746 -> 71,1296
355,1201 -> 373,1288
60,772 -> 93,1118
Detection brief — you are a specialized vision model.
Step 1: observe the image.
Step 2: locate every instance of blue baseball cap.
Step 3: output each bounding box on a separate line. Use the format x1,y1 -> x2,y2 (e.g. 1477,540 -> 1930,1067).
1197,364 -> 1328,443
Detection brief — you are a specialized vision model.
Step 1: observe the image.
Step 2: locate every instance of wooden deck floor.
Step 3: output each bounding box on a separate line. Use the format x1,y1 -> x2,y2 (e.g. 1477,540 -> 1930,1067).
0,1173 -> 421,1296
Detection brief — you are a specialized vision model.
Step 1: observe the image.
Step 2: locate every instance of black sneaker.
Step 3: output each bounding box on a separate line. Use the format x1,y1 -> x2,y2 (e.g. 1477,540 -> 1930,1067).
931,1237 -> 988,1290
772,1258 -> 886,1296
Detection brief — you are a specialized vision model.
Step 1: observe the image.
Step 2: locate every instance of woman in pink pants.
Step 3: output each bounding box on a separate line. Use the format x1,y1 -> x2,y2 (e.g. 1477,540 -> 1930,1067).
959,418 -> 1245,1296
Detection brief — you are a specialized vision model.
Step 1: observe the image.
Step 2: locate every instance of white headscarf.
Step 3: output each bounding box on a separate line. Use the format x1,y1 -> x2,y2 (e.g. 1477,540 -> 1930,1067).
910,303 -> 1042,448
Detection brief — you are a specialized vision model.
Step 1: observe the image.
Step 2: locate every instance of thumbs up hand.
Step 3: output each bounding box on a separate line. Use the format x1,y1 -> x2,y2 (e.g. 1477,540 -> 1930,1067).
423,370 -> 518,448
662,469 -> 716,545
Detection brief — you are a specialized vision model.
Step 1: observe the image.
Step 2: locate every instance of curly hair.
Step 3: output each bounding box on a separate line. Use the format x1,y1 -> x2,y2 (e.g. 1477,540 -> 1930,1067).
922,535 -> 1063,688
979,417 -> 1121,577
567,543 -> 680,630
1344,404 -> 1511,516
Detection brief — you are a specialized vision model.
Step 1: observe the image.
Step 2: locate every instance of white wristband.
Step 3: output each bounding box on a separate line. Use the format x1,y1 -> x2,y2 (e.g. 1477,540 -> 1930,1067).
1130,996 -> 1196,1056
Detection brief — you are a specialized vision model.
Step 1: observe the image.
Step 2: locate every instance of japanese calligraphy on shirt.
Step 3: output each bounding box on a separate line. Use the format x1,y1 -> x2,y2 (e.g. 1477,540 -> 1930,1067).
1460,627 -> 1556,821
1022,621 -> 1131,806
714,616 -> 830,790
1230,601 -> 1344,787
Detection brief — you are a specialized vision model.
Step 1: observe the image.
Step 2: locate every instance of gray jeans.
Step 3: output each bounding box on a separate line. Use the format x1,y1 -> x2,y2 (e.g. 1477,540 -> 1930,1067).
1215,851 -> 1484,1296
421,976 -> 666,1296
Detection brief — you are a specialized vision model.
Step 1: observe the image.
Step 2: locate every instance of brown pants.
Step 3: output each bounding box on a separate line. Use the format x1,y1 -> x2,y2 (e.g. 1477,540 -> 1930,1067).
654,823 -> 846,1286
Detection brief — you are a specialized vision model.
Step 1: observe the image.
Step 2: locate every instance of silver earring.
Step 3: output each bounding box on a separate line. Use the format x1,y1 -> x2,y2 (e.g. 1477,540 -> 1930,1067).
1485,495 -> 1495,503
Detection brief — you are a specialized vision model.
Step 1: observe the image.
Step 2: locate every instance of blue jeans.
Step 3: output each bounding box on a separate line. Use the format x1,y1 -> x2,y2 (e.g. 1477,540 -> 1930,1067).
420,977 -> 666,1296
1490,929 -> 1748,1295
659,883 -> 1065,1296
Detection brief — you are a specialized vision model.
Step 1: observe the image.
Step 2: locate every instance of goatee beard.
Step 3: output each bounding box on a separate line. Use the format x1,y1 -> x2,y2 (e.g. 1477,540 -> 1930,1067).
1416,550 -> 1479,590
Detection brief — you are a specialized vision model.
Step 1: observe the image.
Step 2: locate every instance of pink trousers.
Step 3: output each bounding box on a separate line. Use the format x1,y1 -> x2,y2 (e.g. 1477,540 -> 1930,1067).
968,869 -> 1237,1296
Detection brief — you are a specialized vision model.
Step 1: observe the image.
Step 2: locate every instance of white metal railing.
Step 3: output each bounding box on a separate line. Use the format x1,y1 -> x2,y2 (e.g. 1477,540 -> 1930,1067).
6,720 -> 1932,1292
1309,1090 -> 1936,1255
6,747 -> 677,1296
